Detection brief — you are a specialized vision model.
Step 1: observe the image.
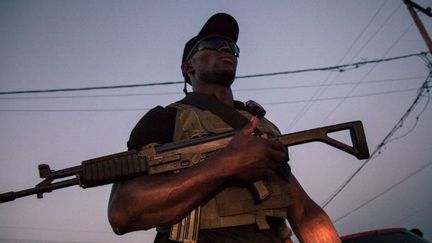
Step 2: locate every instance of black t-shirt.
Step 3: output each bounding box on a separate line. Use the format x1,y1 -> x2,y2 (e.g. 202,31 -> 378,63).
128,104 -> 284,243
127,105 -> 177,150
127,99 -> 249,149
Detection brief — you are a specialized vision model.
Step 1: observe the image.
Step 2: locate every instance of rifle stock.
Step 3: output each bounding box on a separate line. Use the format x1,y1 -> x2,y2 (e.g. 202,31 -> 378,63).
0,120 -> 369,204
275,120 -> 369,160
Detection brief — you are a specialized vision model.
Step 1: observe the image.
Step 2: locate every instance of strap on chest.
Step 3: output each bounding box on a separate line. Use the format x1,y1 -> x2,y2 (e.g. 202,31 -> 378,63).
178,92 -> 251,130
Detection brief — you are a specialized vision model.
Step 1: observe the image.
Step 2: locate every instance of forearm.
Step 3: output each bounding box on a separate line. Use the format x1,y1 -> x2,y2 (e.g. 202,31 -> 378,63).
108,154 -> 232,234
286,175 -> 341,243
108,120 -> 288,235
288,205 -> 341,243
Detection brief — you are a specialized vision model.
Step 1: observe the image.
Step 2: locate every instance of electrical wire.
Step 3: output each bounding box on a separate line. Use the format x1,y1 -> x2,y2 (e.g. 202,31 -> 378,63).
333,161 -> 432,224
0,108 -> 150,113
0,81 -> 183,95
391,200 -> 432,225
322,68 -> 432,208
0,76 -> 425,100
235,52 -> 423,80
0,52 -> 427,96
0,87 -> 423,113
318,22 -> 415,125
386,91 -> 430,144
262,87 -> 422,106
284,1 -> 403,132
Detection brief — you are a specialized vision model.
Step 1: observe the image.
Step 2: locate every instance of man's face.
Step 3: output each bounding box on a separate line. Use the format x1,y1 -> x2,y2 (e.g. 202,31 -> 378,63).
187,36 -> 239,87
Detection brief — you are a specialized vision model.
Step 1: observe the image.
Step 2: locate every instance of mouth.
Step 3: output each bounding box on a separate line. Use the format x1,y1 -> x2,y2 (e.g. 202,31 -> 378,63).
220,55 -> 235,64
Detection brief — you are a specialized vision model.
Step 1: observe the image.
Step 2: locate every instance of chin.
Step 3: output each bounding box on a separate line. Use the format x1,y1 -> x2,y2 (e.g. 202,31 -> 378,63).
201,70 -> 235,87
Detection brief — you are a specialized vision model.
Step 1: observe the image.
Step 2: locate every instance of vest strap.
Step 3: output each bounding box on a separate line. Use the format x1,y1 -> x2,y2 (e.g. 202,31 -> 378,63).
179,92 -> 250,130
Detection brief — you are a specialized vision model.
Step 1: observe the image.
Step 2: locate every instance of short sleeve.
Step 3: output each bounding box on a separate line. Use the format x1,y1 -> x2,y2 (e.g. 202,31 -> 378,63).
127,105 -> 177,150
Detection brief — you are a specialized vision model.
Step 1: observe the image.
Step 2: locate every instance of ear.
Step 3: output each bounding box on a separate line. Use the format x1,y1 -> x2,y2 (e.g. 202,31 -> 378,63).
181,61 -> 194,75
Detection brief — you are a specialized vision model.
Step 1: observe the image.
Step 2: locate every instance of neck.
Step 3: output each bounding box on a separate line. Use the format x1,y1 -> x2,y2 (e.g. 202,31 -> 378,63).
192,83 -> 234,107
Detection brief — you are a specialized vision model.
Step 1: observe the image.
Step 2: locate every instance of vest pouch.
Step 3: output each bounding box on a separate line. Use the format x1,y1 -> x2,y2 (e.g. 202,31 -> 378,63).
174,108 -> 209,141
215,176 -> 292,217
200,112 -> 235,134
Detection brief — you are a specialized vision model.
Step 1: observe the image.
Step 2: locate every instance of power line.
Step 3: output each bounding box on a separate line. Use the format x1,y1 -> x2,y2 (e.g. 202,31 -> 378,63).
286,0 -> 391,128
0,76 -> 425,100
351,2 -> 405,62
0,108 -> 149,113
319,21 -> 416,126
0,81 -> 183,96
386,91 -> 430,144
235,52 -> 424,79
0,86 -> 425,113
262,87 -> 422,105
284,1 -> 403,132
0,52 -> 427,96
336,0 -> 391,65
333,161 -> 432,224
391,200 -> 432,225
322,69 -> 432,208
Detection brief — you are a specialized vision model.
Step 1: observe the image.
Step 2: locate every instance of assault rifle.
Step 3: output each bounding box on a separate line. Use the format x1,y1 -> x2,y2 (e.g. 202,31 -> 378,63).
0,120 -> 369,204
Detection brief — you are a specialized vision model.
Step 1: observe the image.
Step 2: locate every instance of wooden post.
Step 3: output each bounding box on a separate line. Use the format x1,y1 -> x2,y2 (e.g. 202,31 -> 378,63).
404,0 -> 432,52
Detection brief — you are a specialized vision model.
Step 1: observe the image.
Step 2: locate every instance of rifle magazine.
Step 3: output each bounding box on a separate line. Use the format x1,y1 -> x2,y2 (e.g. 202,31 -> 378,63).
170,206 -> 201,243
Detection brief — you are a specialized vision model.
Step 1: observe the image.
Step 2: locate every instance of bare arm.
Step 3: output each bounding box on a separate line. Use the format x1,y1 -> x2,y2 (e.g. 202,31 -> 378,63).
108,152 -> 233,234
286,175 -> 341,243
108,117 -> 288,234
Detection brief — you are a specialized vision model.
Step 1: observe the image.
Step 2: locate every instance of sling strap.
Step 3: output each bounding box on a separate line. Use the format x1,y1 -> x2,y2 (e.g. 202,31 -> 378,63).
178,92 -> 251,130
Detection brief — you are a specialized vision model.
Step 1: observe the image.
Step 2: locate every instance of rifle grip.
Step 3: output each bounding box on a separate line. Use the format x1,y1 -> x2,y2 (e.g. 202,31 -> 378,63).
251,180 -> 271,203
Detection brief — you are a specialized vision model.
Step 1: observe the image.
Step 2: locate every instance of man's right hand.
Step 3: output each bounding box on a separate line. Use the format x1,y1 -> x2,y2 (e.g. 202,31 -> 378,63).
109,118 -> 289,234
220,117 -> 289,183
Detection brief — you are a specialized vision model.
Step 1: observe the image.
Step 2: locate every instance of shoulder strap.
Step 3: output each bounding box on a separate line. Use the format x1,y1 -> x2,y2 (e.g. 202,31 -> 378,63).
178,92 -> 250,130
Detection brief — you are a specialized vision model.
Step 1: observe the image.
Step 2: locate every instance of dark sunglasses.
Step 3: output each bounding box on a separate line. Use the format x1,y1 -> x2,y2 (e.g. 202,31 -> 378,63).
186,37 -> 240,61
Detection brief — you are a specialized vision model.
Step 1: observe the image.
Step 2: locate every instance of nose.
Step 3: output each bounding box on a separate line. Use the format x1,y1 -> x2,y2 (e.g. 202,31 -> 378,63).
218,41 -> 230,50
218,41 -> 235,56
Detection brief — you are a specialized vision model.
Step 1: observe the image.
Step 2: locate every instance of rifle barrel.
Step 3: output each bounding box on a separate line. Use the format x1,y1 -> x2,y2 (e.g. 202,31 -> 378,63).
0,178 -> 79,203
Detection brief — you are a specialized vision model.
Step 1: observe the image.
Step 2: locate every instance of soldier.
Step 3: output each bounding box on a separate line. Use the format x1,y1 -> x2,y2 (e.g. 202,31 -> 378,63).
108,13 -> 341,243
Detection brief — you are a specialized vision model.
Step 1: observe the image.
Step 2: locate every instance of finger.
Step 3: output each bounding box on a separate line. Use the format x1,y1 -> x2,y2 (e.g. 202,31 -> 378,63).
265,138 -> 286,152
263,169 -> 275,178
265,158 -> 281,170
241,116 -> 258,135
268,149 -> 289,165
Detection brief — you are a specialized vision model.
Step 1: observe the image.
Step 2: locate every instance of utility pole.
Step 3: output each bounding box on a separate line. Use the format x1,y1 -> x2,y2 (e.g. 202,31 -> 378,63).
403,0 -> 432,52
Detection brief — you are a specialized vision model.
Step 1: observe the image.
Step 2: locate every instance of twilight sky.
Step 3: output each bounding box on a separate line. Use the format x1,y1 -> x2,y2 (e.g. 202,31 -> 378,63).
1,1 -> 431,242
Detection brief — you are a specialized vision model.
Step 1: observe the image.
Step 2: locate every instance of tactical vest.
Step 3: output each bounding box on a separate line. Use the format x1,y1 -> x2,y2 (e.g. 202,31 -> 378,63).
170,103 -> 292,230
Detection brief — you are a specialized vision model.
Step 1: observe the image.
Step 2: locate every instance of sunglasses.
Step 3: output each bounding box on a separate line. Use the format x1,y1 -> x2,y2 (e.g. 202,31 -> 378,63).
186,37 -> 240,61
